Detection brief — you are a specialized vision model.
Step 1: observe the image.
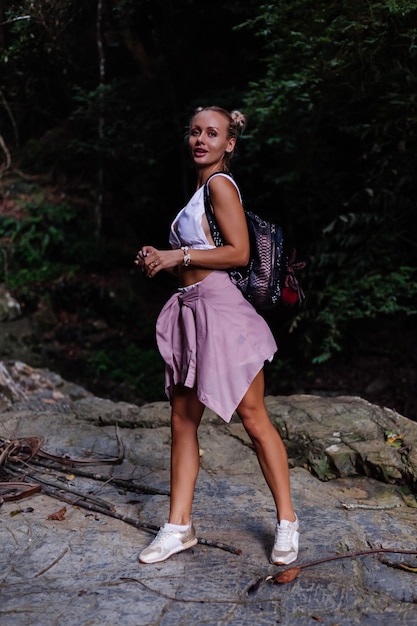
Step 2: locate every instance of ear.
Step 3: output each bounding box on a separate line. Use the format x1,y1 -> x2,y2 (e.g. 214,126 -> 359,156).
225,137 -> 236,153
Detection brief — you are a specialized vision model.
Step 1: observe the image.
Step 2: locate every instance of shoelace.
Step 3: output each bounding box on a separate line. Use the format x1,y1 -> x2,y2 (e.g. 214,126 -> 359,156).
151,528 -> 174,546
275,524 -> 293,549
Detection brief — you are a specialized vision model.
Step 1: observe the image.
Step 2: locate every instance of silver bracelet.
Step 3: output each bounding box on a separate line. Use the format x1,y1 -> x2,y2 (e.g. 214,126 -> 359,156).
181,246 -> 191,266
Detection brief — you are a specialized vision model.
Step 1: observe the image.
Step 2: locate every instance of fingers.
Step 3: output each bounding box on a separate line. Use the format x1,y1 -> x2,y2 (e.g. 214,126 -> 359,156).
134,247 -> 160,277
147,258 -> 160,277
134,247 -> 150,264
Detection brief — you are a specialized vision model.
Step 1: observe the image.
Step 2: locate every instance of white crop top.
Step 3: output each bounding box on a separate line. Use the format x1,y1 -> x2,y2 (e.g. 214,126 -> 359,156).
169,173 -> 242,250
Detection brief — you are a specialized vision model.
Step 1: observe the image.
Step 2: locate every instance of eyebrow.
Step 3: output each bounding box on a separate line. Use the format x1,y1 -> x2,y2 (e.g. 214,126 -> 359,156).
191,125 -> 220,131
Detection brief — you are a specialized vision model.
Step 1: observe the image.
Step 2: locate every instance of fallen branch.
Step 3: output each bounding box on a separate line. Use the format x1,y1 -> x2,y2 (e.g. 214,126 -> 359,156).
0,427 -> 125,468
7,465 -> 115,510
338,502 -> 402,510
0,481 -> 41,504
3,470 -> 242,556
1,429 -> 170,499
247,547 -> 417,594
197,537 -> 242,555
0,437 -> 42,466
1,430 -> 241,555
28,458 -> 170,496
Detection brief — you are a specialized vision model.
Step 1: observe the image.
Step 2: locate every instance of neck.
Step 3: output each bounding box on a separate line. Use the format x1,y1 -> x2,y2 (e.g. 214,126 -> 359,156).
196,165 -> 227,188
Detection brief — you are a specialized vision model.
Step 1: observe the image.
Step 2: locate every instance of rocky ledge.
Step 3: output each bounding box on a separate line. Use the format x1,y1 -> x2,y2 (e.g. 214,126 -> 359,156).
1,361 -> 416,626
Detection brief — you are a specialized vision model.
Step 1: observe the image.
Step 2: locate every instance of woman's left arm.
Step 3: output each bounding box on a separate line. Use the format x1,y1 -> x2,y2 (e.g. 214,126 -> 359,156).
200,175 -> 249,268
134,177 -> 249,277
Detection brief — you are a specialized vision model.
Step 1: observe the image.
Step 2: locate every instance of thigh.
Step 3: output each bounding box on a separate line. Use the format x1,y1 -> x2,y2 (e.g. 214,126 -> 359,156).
237,369 -> 266,415
236,369 -> 273,438
171,384 -> 205,426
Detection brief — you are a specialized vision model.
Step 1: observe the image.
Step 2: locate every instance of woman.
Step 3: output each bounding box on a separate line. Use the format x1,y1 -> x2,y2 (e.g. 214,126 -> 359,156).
135,106 -> 298,565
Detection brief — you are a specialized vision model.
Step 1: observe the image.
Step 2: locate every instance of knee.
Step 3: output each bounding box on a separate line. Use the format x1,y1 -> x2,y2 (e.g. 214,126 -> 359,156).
171,410 -> 198,437
171,410 -> 187,433
239,407 -> 270,443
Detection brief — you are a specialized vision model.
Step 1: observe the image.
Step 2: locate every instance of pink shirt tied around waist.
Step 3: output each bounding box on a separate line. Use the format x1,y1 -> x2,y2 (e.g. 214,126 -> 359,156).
156,271 -> 277,423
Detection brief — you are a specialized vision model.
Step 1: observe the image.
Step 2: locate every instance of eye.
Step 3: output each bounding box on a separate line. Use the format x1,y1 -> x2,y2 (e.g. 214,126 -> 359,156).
208,130 -> 217,137
190,128 -> 200,136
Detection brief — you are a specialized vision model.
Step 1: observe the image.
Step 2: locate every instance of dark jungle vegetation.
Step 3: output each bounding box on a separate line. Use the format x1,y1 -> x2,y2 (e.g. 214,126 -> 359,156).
1,1 -> 417,418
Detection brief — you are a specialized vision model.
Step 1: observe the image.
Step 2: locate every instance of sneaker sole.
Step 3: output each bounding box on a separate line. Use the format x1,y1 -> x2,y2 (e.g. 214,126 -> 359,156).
270,554 -> 298,566
138,536 -> 198,564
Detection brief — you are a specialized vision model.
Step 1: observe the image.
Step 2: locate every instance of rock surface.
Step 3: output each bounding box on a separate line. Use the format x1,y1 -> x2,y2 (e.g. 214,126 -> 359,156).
1,361 -> 417,626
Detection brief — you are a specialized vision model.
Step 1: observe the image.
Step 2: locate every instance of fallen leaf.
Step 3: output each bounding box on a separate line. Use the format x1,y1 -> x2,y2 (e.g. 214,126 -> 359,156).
270,566 -> 301,585
47,506 -> 67,521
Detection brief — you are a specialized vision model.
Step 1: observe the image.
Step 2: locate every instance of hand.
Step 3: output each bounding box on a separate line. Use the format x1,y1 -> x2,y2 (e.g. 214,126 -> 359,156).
134,246 -> 182,278
134,246 -> 157,277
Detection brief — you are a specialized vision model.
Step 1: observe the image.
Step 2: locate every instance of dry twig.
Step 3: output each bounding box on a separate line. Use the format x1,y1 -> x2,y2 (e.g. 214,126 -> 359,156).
247,547 -> 417,594
120,577 -> 278,605
33,547 -> 69,578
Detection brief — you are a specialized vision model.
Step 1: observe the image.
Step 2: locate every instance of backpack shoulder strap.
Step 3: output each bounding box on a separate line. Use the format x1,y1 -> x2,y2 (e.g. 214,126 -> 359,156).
203,171 -> 239,211
203,173 -> 234,247
203,172 -> 243,248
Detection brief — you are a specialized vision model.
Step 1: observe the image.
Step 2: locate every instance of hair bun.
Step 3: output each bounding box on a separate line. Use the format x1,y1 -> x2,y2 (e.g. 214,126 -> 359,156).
230,110 -> 246,133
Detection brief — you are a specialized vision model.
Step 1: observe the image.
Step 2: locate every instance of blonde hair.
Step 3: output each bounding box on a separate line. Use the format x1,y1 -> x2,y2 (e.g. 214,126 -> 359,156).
190,106 -> 247,171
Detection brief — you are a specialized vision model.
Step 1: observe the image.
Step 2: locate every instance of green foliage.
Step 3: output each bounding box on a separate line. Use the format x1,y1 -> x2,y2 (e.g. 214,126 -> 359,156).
87,345 -> 165,402
0,200 -> 96,287
297,199 -> 417,361
310,268 -> 417,363
239,0 -> 417,361
240,0 -> 417,205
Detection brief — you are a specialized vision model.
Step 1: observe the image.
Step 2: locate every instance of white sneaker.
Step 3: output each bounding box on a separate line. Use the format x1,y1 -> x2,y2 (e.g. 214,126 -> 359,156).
270,515 -> 299,565
138,523 -> 197,564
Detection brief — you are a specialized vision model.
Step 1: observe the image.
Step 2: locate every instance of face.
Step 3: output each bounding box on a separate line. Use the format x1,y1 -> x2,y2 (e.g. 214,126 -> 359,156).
189,110 -> 235,169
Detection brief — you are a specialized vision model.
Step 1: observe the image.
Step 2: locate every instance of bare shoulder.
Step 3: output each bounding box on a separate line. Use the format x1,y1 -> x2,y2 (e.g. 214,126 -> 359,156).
208,174 -> 240,204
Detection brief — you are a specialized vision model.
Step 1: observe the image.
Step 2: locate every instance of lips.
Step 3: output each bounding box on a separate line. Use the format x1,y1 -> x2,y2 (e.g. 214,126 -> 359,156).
194,149 -> 207,157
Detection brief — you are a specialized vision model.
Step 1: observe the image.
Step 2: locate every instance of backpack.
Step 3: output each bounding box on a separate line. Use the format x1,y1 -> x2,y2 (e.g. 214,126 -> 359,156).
204,173 -> 305,311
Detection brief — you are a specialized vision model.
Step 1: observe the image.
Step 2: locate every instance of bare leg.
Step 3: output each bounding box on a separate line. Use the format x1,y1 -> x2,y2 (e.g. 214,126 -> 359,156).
236,369 -> 295,522
168,384 -> 205,525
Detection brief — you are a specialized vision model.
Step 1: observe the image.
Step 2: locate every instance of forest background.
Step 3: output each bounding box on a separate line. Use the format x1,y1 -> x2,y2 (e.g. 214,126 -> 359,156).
1,0 -> 416,420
